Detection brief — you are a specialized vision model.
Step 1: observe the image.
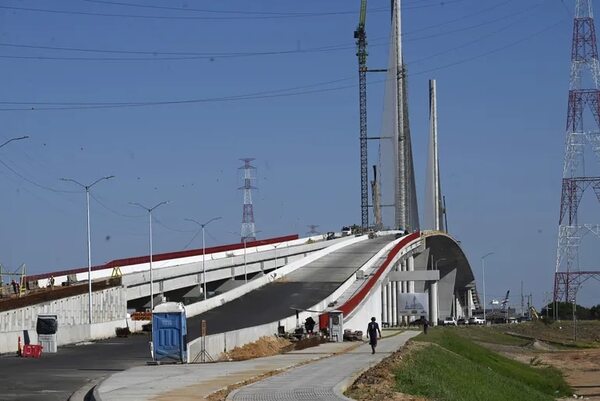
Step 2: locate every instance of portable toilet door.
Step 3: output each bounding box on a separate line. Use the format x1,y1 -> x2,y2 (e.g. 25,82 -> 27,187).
152,302 -> 187,363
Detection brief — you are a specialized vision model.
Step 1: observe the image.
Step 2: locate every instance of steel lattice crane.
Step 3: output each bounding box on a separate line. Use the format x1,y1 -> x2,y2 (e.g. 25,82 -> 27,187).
355,0 -> 369,230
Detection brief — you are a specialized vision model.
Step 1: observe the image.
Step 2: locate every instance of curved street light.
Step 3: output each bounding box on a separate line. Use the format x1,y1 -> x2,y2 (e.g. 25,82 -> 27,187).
185,216 -> 222,300
0,135 -> 29,149
130,201 -> 169,310
60,175 -> 115,324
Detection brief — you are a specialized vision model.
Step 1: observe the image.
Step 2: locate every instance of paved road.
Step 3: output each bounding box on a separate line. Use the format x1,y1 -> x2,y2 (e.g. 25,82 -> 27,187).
187,236 -> 393,336
0,237 -> 393,401
228,331 -> 419,401
0,334 -> 151,401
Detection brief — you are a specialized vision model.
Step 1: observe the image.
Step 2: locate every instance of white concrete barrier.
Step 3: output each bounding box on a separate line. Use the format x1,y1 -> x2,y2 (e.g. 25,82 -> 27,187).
0,286 -> 127,354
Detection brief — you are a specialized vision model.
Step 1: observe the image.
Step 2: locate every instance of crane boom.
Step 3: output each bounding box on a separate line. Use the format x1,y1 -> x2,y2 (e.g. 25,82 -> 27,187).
355,0 -> 369,230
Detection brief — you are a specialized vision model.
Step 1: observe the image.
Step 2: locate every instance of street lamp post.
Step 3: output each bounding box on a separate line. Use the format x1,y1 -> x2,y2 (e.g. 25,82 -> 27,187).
0,136 -> 29,149
273,243 -> 283,271
481,252 -> 494,323
60,175 -> 114,324
185,217 -> 222,300
130,201 -> 169,311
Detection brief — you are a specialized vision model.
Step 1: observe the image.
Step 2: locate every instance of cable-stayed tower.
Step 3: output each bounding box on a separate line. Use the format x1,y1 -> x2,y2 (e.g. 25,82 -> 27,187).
554,0 -> 600,306
425,79 -> 445,232
239,158 -> 257,242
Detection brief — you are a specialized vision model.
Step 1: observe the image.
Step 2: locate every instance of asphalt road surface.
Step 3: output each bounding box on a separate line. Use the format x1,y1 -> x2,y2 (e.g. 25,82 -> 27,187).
0,334 -> 151,401
187,236 -> 393,336
0,236 -> 393,401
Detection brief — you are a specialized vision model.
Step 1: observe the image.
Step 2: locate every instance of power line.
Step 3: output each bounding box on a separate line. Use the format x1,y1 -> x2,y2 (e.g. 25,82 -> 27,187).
405,2 -> 544,42
80,0 -> 374,17
0,158 -> 78,193
409,17 -> 568,76
0,4 -> 383,21
0,17 -> 566,112
407,1 -> 541,65
0,76 -> 355,109
89,192 -> 145,218
0,41 -> 356,59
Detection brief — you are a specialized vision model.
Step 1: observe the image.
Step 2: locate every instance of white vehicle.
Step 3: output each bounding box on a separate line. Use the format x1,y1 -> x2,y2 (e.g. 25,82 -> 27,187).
468,317 -> 485,325
341,226 -> 352,236
442,317 -> 457,326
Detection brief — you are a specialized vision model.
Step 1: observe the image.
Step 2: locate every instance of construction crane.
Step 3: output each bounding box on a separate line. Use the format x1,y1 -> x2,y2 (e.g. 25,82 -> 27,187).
355,0 -> 369,230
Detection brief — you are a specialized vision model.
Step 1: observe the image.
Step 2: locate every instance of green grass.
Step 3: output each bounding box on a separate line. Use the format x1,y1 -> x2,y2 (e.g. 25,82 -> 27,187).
394,329 -> 572,401
450,326 -> 530,346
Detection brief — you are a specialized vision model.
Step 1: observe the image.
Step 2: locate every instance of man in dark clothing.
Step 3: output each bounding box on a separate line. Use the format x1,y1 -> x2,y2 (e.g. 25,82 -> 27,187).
423,317 -> 429,334
304,316 -> 316,334
366,317 -> 381,354
11,280 -> 17,294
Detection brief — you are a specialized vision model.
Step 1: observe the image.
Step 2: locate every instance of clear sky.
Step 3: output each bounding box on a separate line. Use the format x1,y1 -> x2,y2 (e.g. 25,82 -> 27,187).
0,0 -> 597,307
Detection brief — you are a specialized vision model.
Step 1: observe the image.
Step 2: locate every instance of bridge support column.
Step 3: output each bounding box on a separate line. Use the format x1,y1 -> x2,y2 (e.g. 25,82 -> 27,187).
391,281 -> 397,326
386,283 -> 392,325
399,263 -> 405,325
382,284 -> 388,324
407,255 -> 415,323
467,289 -> 473,318
430,281 -> 438,326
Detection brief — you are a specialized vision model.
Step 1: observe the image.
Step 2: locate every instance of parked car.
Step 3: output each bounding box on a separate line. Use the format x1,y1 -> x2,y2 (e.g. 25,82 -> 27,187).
442,317 -> 457,326
468,316 -> 486,325
457,318 -> 467,325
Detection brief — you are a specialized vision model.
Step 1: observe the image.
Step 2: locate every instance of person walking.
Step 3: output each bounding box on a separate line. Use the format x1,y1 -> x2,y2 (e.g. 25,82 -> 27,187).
423,317 -> 429,335
366,317 -> 381,354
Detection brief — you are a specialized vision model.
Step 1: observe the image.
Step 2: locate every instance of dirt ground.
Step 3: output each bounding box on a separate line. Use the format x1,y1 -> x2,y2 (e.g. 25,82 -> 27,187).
218,336 -> 293,361
491,342 -> 600,400
345,342 -> 428,401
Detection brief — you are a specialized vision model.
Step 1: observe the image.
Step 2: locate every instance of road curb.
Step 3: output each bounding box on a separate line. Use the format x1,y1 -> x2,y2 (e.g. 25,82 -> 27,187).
68,377 -> 104,401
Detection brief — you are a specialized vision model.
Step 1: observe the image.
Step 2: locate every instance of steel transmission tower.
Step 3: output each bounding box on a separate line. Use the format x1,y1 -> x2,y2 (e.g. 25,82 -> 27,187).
554,0 -> 600,306
239,158 -> 257,242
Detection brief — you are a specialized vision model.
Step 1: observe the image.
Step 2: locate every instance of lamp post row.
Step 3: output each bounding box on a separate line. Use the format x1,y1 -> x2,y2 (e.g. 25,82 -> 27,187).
1,136 -> 228,320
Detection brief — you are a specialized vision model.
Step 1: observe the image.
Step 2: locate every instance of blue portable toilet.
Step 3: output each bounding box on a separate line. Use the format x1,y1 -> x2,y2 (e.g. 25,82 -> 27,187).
152,302 -> 187,363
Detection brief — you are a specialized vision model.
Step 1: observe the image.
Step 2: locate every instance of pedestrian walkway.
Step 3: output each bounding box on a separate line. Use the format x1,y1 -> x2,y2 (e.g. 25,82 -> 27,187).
93,329 -> 419,401
228,330 -> 418,401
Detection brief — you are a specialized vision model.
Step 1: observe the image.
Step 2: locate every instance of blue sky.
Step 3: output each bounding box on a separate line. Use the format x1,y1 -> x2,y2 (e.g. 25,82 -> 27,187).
0,0 -> 597,307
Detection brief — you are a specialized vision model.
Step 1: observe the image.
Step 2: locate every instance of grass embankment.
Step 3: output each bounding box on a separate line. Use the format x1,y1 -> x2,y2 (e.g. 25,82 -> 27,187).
394,329 -> 572,401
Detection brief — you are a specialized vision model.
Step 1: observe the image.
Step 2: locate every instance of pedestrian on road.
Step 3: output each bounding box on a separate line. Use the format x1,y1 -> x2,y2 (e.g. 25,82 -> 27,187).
423,317 -> 429,335
304,316 -> 316,334
366,317 -> 381,354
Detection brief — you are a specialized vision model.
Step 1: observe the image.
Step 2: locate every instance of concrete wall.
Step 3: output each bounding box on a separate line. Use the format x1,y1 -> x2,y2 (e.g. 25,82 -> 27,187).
40,235 -> 326,288
0,286 -> 127,354
125,237 -> 348,301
